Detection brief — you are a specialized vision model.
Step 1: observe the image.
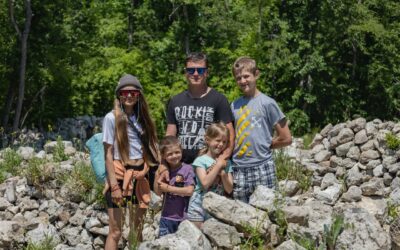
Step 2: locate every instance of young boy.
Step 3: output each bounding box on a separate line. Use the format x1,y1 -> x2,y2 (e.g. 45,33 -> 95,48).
154,136 -> 195,237
231,56 -> 292,203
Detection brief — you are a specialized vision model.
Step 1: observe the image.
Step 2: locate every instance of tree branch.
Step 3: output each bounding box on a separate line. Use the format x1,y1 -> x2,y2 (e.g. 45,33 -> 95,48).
8,0 -> 21,39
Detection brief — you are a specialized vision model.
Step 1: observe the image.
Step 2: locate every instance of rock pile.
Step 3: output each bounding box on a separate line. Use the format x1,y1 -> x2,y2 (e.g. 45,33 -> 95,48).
0,117 -> 399,249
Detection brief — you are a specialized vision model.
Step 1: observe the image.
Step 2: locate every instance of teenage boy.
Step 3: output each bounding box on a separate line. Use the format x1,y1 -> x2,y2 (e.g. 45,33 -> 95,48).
166,52 -> 234,164
231,56 -> 292,203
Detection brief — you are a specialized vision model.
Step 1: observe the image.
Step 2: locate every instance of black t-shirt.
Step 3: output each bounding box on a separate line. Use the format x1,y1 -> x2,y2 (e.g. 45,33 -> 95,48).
167,88 -> 234,164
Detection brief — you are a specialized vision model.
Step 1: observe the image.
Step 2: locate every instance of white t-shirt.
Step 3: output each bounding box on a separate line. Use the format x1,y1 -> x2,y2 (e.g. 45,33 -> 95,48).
102,112 -> 143,160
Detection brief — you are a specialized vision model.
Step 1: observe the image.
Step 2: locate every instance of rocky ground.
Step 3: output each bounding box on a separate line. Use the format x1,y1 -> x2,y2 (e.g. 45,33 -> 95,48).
0,117 -> 399,249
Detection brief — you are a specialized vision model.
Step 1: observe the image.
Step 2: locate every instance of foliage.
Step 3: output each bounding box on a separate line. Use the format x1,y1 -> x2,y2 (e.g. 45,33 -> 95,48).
22,157 -> 50,187
387,200 -> 400,223
63,161 -> 104,205
275,149 -> 312,191
272,193 -> 287,239
240,212 -> 268,249
290,233 -> 319,250
0,148 -> 22,182
287,108 -> 311,136
291,215 -> 347,250
0,0 -> 399,135
385,132 -> 400,150
24,235 -> 56,250
53,136 -> 68,162
321,214 -> 346,250
302,128 -> 320,149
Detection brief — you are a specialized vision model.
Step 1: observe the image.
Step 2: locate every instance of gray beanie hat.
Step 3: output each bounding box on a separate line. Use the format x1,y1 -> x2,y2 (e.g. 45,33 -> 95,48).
115,74 -> 143,96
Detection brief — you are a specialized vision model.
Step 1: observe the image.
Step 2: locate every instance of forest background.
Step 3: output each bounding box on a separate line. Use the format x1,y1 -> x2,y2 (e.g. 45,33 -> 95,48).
1,0 -> 399,138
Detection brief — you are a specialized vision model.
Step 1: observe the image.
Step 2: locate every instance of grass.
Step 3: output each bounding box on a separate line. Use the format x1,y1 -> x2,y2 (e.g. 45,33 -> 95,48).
62,161 -> 105,205
240,221 -> 267,249
0,148 -> 22,182
302,128 -> 320,149
22,157 -> 50,187
387,200 -> 400,224
275,149 -> 312,191
291,214 -> 347,250
386,132 -> 400,150
24,236 -> 56,250
53,136 -> 68,162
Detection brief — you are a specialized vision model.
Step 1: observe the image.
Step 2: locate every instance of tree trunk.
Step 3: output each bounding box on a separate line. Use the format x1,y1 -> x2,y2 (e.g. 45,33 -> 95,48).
1,79 -> 16,130
10,0 -> 32,132
183,5 -> 190,55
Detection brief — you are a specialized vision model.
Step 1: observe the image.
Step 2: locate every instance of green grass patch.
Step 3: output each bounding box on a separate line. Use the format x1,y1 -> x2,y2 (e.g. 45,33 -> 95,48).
62,161 -> 105,205
0,148 -> 23,182
24,236 -> 56,250
275,150 -> 312,191
386,132 -> 400,150
240,214 -> 269,250
302,128 -> 320,149
53,136 -> 68,162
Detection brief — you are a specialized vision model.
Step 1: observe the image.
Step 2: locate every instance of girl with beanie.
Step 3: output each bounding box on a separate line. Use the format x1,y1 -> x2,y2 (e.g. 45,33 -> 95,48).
102,74 -> 159,249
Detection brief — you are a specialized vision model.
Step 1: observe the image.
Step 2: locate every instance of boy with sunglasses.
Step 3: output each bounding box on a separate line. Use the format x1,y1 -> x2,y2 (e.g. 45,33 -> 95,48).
165,52 -> 234,165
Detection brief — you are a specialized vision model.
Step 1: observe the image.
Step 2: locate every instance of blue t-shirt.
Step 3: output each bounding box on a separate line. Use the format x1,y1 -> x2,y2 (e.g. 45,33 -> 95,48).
192,154 -> 233,193
161,163 -> 195,221
231,93 -> 285,167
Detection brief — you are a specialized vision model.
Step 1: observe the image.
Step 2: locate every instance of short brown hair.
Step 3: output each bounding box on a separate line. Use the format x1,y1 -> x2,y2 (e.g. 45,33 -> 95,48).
232,56 -> 257,77
186,52 -> 208,68
159,136 -> 181,157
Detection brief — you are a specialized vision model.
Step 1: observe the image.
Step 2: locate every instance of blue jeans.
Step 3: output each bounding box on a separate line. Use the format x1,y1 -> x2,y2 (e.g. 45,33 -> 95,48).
158,217 -> 181,237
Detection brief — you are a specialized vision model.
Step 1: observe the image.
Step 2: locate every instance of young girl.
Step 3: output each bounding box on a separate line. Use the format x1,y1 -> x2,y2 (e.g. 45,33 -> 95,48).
154,136 -> 195,237
187,122 -> 233,228
102,74 -> 159,249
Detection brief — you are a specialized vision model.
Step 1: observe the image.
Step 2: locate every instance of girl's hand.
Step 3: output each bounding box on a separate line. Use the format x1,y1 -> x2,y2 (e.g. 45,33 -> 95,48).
134,170 -> 146,180
111,187 -> 123,205
216,157 -> 227,169
157,180 -> 169,193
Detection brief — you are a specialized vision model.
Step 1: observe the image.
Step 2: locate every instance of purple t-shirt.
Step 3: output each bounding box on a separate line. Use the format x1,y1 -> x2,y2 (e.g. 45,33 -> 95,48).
161,163 -> 195,221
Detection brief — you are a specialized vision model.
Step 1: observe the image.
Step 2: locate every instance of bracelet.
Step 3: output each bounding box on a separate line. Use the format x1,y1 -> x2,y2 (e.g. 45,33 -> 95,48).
111,184 -> 120,192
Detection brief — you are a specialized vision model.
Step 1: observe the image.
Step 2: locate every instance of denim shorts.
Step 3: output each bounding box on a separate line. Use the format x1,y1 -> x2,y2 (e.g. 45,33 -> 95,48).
233,160 -> 276,203
187,191 -> 211,222
158,217 -> 181,237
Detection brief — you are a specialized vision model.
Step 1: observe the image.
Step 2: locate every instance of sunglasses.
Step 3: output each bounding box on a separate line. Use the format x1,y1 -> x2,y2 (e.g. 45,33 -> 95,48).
185,67 -> 207,75
119,89 -> 140,98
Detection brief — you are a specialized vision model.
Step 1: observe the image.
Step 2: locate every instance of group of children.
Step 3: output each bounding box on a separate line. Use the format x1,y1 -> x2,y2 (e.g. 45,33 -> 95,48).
154,122 -> 232,236
152,55 -> 292,238
102,55 -> 291,248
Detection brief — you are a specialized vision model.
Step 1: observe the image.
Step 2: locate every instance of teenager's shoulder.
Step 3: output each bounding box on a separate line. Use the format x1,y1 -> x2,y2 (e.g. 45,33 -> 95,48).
103,111 -> 115,121
169,90 -> 188,101
208,88 -> 228,99
258,93 -> 278,104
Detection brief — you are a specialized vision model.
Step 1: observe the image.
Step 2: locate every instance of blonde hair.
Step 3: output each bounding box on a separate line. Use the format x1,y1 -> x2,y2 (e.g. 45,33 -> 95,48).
198,122 -> 230,156
232,56 -> 258,77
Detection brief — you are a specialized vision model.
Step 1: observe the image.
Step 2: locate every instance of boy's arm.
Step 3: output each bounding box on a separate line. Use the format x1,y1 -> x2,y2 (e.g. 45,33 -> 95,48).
220,171 -> 233,194
166,124 -> 177,136
158,182 -> 194,196
221,122 -> 235,160
271,118 -> 292,149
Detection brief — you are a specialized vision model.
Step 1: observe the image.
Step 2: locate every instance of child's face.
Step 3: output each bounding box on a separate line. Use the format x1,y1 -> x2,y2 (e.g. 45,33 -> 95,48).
206,134 -> 228,157
234,70 -> 259,97
163,145 -> 182,168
